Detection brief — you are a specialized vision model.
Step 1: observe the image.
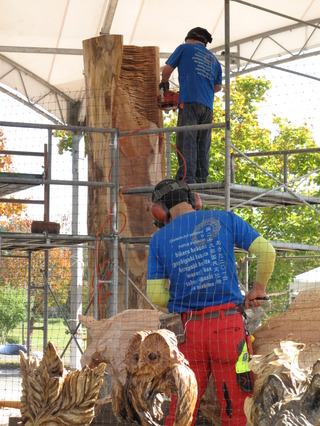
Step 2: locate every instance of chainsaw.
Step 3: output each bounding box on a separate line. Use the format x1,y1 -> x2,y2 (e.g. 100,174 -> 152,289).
158,89 -> 179,111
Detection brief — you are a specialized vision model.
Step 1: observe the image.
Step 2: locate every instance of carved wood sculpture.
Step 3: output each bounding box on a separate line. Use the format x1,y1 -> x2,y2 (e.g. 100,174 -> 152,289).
19,341 -> 106,426
113,329 -> 198,426
188,290 -> 320,425
242,289 -> 320,425
83,35 -> 165,316
79,309 -> 162,385
244,341 -> 320,425
79,310 -> 198,425
252,289 -> 320,369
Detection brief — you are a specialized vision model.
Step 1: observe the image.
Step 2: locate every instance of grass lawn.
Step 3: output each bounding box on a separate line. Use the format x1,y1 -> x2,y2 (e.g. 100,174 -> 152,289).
6,318 -> 87,364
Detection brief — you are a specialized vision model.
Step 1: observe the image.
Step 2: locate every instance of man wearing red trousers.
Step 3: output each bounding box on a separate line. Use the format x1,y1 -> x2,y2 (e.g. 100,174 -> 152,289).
147,179 -> 276,425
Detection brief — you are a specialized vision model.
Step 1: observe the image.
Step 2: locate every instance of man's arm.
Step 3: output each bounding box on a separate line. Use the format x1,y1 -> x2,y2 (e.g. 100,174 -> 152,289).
147,278 -> 170,308
214,84 -> 222,93
245,235 -> 276,309
161,64 -> 175,84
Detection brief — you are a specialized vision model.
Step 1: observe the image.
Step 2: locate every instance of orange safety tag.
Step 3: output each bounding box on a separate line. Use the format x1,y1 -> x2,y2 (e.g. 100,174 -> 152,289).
246,333 -> 253,357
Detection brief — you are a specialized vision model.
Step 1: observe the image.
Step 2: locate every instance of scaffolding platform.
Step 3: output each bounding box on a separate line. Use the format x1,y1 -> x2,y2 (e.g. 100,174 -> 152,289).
0,232 -> 102,252
0,172 -> 43,197
122,182 -> 320,208
1,233 -> 320,253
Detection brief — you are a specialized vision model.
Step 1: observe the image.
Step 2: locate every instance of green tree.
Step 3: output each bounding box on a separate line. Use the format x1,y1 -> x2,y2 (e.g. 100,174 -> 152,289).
227,77 -> 320,314
1,217 -> 72,318
167,75 -> 320,314
0,285 -> 28,343
54,130 -> 87,156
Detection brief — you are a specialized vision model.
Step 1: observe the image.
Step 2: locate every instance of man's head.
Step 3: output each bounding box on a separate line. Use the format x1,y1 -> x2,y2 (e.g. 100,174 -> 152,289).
152,179 -> 189,210
151,179 -> 201,227
185,27 -> 213,46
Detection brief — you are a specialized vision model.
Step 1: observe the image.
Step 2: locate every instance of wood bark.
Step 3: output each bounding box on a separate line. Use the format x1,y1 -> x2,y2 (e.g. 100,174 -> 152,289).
83,35 -> 165,317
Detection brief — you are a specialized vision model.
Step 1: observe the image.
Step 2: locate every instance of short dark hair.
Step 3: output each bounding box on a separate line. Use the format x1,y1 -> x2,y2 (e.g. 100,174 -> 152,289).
152,179 -> 190,210
185,27 -> 213,46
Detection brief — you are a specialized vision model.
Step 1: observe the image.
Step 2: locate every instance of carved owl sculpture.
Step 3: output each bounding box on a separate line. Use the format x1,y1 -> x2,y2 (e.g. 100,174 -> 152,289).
79,310 -> 198,425
112,329 -> 198,426
19,341 -> 106,426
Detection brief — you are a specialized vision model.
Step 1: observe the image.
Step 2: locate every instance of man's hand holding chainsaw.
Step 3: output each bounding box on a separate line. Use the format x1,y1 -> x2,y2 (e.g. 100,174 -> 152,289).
159,81 -> 170,92
158,71 -> 179,111
159,64 -> 174,92
244,235 -> 276,310
245,283 -> 269,309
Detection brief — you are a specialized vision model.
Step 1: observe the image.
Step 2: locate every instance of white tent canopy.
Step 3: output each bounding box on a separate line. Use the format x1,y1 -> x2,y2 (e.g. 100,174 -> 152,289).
1,0 -> 320,123
290,266 -> 320,298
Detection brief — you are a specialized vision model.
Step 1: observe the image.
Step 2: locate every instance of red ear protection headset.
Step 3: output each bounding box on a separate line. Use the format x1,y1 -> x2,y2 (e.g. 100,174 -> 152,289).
151,179 -> 202,228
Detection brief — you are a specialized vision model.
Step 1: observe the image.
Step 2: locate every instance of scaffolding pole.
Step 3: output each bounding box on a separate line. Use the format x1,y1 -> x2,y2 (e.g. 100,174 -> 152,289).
109,130 -> 119,318
70,132 -> 83,369
224,0 -> 231,211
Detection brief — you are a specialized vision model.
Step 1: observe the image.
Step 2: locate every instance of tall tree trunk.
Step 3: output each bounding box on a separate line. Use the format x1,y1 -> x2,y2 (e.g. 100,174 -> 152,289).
83,35 -> 164,318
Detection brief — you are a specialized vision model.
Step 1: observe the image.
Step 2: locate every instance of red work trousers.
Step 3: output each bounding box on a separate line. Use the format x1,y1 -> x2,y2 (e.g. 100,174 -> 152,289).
165,303 -> 251,426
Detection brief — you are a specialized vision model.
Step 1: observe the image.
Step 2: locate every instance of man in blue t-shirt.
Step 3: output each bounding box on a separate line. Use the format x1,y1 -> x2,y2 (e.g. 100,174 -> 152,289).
159,27 -> 222,184
147,179 -> 276,426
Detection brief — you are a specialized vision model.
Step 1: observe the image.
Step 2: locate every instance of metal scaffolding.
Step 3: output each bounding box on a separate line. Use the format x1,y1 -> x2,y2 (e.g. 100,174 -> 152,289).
0,0 -> 320,367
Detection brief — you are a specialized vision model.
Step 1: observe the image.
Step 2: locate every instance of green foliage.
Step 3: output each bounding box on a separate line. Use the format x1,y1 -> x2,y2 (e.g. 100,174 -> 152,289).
164,75 -> 320,317
9,318 -> 86,357
54,130 -> 87,156
0,285 -> 28,343
7,336 -> 19,344
54,130 -> 73,154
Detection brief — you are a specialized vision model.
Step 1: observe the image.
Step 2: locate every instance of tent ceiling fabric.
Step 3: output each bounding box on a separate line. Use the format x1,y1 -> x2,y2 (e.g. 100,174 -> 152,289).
1,0 -> 320,124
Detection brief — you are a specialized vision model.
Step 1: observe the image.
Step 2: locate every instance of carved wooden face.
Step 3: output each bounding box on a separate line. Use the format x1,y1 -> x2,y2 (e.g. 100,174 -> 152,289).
122,328 -> 197,425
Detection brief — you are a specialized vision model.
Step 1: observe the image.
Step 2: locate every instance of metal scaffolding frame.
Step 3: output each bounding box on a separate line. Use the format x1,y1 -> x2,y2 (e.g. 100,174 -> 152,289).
1,120 -> 320,364
0,0 -> 320,365
1,118 -> 320,345
0,121 -> 119,367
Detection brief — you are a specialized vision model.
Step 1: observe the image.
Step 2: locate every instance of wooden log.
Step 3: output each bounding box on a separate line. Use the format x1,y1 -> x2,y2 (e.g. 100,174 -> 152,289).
0,400 -> 20,409
31,220 -> 60,234
83,35 -> 165,317
82,34 -> 124,318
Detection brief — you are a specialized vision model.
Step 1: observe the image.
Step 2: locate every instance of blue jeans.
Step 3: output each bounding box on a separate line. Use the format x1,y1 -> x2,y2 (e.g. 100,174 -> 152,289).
175,102 -> 213,184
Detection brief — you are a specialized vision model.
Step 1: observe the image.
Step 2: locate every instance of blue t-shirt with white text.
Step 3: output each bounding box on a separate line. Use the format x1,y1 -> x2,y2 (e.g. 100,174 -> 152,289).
166,43 -> 222,110
147,210 -> 260,312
